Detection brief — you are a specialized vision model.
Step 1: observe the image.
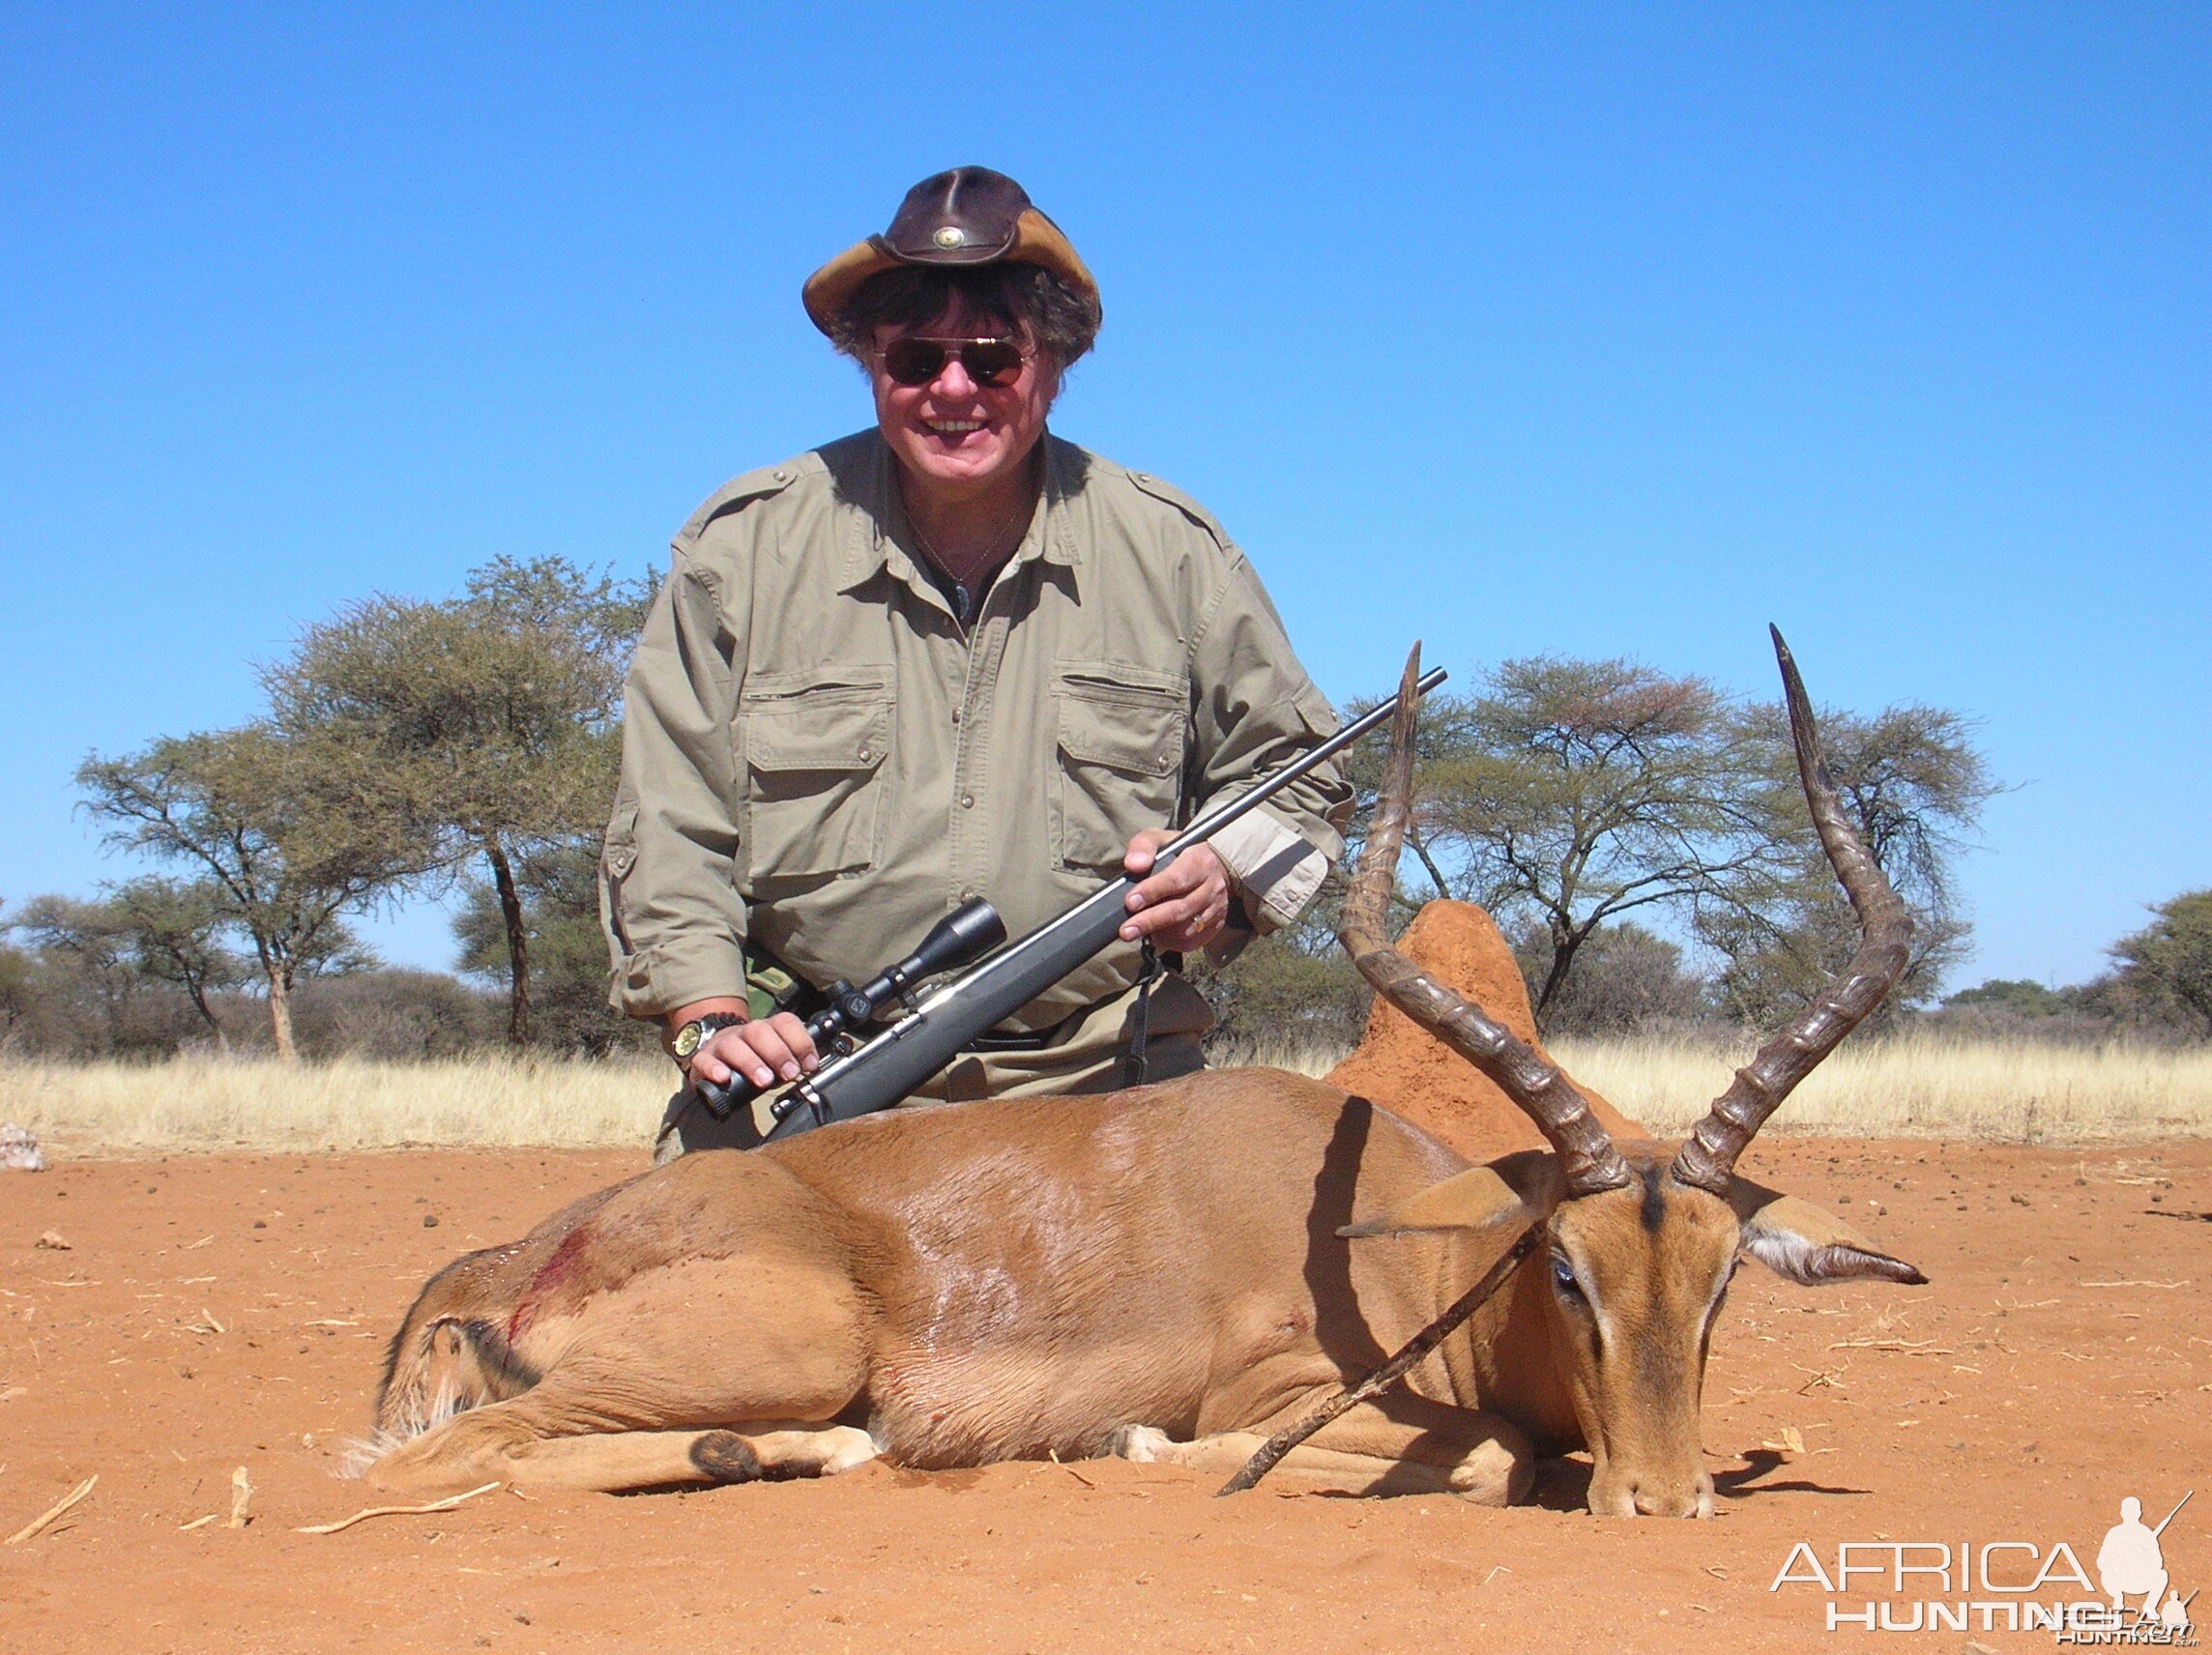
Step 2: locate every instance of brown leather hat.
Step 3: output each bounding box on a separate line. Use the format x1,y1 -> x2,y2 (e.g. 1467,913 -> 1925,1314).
801,166 -> 1098,336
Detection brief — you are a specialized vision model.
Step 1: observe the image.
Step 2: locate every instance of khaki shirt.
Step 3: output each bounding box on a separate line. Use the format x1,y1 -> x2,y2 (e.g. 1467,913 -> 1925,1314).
600,428 -> 1351,1044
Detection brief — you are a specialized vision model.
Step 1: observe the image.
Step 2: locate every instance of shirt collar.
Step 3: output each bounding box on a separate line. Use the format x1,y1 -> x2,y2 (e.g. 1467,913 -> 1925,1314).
838,429 -> 1080,595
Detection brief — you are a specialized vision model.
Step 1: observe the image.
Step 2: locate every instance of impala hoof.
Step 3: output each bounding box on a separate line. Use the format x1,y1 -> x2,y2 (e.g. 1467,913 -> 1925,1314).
689,1431 -> 763,1484
1103,1425 -> 1175,1464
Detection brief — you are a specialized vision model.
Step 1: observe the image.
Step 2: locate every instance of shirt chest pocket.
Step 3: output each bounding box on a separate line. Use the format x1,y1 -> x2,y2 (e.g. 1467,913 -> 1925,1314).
740,670 -> 893,883
1051,664 -> 1187,872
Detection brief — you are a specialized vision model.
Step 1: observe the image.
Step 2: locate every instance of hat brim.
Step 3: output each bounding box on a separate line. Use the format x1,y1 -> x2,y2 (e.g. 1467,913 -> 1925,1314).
801,208 -> 1096,337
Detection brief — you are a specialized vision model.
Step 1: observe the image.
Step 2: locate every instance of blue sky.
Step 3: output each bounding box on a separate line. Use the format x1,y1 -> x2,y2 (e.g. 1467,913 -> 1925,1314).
2,3 -> 2204,990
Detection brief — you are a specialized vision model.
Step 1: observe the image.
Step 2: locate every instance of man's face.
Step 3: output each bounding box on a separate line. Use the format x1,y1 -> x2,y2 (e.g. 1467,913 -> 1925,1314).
869,296 -> 1059,500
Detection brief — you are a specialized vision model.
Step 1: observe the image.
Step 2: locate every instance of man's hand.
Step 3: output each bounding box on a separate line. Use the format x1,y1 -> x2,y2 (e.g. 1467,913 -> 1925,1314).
1120,829 -> 1233,952
669,1001 -> 819,1094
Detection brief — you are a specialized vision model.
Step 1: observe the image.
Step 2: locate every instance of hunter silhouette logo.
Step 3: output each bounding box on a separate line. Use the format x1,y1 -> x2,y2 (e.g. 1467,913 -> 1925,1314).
2098,1495 -> 2195,1636
1768,1488 -> 2197,1640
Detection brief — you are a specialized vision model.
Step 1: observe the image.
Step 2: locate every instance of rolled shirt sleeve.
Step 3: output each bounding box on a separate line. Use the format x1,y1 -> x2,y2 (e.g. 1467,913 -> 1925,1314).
599,548 -> 750,1018
1187,553 -> 1352,936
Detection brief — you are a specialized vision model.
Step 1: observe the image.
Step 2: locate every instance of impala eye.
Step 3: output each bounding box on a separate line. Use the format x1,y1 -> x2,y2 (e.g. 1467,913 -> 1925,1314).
1551,1254 -> 1585,1299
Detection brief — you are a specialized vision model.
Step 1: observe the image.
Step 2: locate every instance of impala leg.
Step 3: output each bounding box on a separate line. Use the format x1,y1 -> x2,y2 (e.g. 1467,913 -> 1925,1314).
480,1422 -> 879,1493
364,1392 -> 878,1496
1109,1395 -> 1533,1504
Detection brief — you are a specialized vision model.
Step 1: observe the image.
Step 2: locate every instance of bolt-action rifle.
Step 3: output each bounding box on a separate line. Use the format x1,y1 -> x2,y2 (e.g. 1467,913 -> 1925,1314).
695,664 -> 1447,1147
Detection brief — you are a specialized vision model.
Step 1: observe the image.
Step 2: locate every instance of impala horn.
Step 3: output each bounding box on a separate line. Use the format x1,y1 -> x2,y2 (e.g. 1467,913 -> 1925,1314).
1339,645 -> 1632,1198
1670,627 -> 1913,1195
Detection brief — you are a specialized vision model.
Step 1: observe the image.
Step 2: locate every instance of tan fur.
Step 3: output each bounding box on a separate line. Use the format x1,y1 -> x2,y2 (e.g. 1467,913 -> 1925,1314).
366,1073 -> 1923,1514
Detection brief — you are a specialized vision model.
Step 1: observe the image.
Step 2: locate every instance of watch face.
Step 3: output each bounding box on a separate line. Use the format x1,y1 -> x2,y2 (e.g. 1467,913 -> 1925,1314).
672,1021 -> 705,1060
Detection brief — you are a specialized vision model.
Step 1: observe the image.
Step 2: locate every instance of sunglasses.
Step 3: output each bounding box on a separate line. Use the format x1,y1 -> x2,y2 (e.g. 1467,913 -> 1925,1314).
879,335 -> 1030,390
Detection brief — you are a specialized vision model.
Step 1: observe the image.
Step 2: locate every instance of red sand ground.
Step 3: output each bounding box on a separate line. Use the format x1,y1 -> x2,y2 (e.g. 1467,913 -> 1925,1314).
3,908 -> 2205,1653
3,1141 -> 2206,1653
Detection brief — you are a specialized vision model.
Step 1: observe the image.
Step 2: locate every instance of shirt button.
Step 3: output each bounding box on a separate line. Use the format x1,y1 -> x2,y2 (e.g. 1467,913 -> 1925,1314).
961,793 -> 975,809
950,707 -> 962,724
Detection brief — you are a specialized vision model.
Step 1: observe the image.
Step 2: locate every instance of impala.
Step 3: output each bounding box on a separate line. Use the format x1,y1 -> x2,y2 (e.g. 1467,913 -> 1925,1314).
364,631 -> 1924,1517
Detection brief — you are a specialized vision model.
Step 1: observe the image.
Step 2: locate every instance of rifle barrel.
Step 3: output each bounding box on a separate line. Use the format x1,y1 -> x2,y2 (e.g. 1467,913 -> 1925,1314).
2152,1489 -> 2192,1536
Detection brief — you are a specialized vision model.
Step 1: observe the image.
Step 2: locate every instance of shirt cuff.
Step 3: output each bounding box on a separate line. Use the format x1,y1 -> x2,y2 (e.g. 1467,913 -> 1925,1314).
1207,804 -> 1331,934
608,936 -> 749,1022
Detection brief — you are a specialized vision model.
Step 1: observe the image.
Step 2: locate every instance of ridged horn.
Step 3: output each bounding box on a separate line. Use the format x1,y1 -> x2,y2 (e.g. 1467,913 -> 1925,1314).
1671,627 -> 1914,1195
1340,644 -> 1632,1198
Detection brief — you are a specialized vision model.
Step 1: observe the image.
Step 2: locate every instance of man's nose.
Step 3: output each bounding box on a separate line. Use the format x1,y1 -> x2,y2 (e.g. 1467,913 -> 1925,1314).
930,357 -> 978,398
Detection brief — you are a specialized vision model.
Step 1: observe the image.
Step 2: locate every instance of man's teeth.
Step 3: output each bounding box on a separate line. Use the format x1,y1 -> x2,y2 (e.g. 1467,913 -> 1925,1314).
925,420 -> 984,434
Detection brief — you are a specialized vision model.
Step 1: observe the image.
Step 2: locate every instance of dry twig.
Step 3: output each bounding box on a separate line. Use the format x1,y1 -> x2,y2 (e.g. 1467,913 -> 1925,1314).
6,1474 -> 96,1545
1827,1338 -> 1955,1354
296,1481 -> 501,1535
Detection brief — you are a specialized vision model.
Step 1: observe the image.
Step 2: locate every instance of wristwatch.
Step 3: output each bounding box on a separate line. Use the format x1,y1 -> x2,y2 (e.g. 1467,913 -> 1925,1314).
666,1013 -> 745,1070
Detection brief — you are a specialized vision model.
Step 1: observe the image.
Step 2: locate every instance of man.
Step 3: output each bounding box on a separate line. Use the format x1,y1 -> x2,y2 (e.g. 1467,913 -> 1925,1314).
601,167 -> 1350,1154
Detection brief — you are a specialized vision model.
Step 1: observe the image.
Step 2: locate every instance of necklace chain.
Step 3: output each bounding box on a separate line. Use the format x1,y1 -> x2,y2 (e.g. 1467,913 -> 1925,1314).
904,483 -> 1034,588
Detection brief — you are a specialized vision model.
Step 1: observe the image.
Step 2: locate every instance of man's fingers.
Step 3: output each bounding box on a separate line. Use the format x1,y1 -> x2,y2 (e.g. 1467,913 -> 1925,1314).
1121,828 -> 1175,880
1125,864 -> 1203,913
1121,839 -> 1230,942
1120,886 -> 1225,944
704,1027 -> 786,1088
764,1011 -> 820,1071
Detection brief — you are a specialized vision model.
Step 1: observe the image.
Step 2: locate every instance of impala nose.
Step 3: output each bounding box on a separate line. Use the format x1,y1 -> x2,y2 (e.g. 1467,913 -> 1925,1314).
1630,1481 -> 1703,1518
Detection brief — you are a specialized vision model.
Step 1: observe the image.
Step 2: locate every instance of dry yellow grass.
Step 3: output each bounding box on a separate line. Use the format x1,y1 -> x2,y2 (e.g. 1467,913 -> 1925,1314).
3,1051 -> 674,1155
3,1036 -> 2206,1155
1550,1033 -> 2212,1144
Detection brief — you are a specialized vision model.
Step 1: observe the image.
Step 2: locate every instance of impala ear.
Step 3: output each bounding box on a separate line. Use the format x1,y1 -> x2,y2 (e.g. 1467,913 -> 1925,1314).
1729,1180 -> 1928,1287
1341,1151 -> 1555,1239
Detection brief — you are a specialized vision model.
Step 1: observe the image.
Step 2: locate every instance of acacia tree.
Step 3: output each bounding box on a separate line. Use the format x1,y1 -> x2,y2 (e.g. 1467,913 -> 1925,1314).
265,556 -> 649,1045
8,893 -> 139,1050
1701,700 -> 2000,1024
7,881 -> 247,1051
1402,656 -> 1779,1024
2103,889 -> 2212,1037
1201,653 -> 1995,1048
108,877 -> 247,1047
76,726 -> 397,1059
451,843 -> 655,1056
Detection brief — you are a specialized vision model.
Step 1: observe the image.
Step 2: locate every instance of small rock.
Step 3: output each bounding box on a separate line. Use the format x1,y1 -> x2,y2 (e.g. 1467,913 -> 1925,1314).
1,1124 -> 44,1172
422,1214 -> 440,1228
34,1230 -> 70,1250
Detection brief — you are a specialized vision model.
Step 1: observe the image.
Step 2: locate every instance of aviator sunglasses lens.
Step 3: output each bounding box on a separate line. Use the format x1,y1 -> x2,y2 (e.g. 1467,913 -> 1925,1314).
961,342 -> 1024,386
882,339 -> 1025,388
883,339 -> 948,385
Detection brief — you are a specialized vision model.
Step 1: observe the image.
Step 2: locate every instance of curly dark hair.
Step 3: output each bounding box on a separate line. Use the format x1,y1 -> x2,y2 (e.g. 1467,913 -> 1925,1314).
826,262 -> 1102,370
